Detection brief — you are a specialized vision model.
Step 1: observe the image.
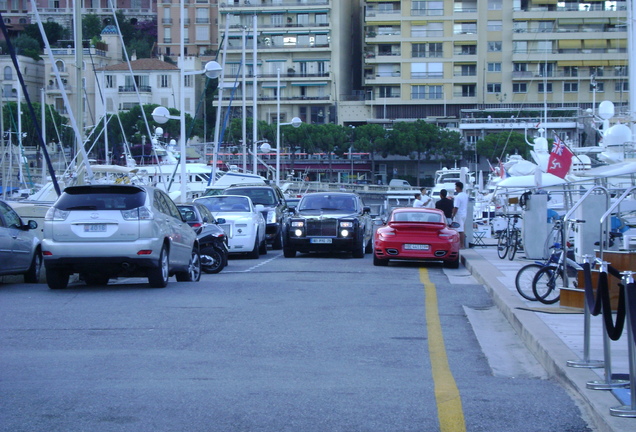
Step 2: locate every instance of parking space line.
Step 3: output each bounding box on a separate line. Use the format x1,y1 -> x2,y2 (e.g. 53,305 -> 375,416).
420,268 -> 466,432
224,254 -> 281,273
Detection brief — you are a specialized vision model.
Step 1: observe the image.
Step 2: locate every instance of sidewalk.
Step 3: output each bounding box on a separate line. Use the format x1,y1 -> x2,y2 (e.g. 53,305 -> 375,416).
461,242 -> 632,432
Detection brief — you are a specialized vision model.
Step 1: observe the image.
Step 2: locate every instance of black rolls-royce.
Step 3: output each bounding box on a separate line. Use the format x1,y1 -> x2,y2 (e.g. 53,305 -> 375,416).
282,192 -> 373,258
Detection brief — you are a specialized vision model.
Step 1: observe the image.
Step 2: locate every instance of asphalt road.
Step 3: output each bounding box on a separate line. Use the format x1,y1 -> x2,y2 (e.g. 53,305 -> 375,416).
0,250 -> 593,432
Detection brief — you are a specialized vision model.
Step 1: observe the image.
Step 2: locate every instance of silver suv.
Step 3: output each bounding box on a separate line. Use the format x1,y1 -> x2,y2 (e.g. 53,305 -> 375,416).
42,185 -> 201,289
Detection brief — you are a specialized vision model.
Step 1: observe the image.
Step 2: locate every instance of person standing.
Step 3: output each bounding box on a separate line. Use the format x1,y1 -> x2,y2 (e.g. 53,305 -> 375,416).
435,188 -> 454,225
451,181 -> 468,248
420,187 -> 433,208
413,193 -> 424,208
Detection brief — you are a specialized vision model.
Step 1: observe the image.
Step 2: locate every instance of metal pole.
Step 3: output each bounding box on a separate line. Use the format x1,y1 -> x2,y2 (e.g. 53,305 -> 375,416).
241,27 -> 247,173
610,271 -> 636,417
252,14 -> 258,174
276,68 -> 280,186
586,261 -> 630,390
568,254 -> 604,369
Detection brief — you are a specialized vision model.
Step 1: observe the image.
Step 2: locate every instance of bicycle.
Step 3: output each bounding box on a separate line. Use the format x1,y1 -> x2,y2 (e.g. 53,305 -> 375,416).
496,213 -> 523,260
515,243 -> 561,301
531,219 -> 587,304
514,219 -> 566,301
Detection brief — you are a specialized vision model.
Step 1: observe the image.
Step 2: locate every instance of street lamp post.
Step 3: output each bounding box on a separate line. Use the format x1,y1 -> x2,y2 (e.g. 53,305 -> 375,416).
271,68 -> 302,185
151,61 -> 221,203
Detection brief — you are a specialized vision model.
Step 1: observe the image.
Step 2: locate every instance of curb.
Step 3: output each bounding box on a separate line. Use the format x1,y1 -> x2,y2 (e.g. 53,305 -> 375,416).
461,249 -> 627,432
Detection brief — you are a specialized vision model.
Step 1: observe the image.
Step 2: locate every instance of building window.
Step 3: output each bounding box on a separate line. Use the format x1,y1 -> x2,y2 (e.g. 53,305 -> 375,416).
184,75 -> 193,87
411,1 -> 444,16
411,85 -> 442,100
564,82 -> 578,92
105,75 -> 114,88
487,41 -> 502,52
590,82 -> 604,92
487,20 -> 502,31
615,81 -> 629,92
564,66 -> 578,77
461,84 -> 476,97
512,83 -> 527,93
196,26 -> 209,41
538,83 -> 553,93
3,66 -> 12,80
315,14 -> 327,26
411,62 -> 443,79
271,14 -> 283,27
412,43 -> 442,58
458,44 -> 476,55
487,62 -> 501,72
488,0 -> 502,10
487,83 -> 502,93
159,75 -> 170,88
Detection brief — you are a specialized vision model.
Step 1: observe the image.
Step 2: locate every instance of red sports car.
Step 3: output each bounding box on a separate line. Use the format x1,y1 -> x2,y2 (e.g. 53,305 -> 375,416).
373,207 -> 460,268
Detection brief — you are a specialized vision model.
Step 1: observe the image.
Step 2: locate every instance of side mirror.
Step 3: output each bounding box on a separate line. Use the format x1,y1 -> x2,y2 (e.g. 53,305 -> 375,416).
27,220 -> 38,230
216,217 -> 226,224
288,207 -> 297,215
202,216 -> 209,223
254,204 -> 265,213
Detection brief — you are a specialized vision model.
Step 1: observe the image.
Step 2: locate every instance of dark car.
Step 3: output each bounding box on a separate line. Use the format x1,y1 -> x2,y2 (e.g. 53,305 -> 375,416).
177,203 -> 229,274
0,200 -> 42,283
282,192 -> 373,258
223,184 -> 288,249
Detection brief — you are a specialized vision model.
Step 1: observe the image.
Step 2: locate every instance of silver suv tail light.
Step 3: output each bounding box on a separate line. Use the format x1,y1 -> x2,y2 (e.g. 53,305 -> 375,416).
121,206 -> 154,221
45,207 -> 70,221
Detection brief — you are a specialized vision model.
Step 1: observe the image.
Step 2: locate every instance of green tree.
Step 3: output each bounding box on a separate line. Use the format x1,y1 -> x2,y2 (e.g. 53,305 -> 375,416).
82,14 -> 103,42
352,123 -> 387,181
12,34 -> 42,60
1,101 -> 67,151
430,128 -> 464,163
22,22 -> 68,49
476,131 -> 530,162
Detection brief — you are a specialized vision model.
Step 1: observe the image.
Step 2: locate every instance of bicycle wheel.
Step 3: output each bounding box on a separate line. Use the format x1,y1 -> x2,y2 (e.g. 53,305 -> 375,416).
508,230 -> 519,261
515,263 -> 543,301
497,232 -> 509,259
532,265 -> 562,305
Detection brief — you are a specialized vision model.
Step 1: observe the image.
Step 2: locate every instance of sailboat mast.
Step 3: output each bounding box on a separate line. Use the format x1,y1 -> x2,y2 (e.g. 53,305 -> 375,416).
629,0 -> 636,122
74,1 -> 85,183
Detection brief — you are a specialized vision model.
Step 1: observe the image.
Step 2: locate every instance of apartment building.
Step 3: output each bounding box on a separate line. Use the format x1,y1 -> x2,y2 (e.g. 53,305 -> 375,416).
26,0 -> 156,29
215,0 -> 362,126
361,0 -> 629,146
156,0 -> 219,57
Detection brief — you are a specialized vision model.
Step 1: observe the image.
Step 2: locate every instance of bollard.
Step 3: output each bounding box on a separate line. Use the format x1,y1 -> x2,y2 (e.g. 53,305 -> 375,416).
568,254 -> 604,369
587,261 -> 630,390
610,271 -> 636,417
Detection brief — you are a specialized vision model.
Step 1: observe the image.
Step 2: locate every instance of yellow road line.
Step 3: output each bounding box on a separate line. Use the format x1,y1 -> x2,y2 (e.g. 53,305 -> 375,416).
420,268 -> 466,432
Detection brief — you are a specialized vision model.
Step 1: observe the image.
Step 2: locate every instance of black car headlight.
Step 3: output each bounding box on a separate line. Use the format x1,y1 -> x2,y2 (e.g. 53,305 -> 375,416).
291,220 -> 305,237
339,221 -> 354,238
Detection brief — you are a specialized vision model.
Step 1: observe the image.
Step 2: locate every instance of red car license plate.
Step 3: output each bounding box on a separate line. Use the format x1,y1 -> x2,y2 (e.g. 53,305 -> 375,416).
404,244 -> 429,250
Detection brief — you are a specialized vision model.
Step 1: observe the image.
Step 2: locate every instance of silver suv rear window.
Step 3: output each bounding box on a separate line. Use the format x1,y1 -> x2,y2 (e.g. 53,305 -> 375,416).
54,186 -> 146,211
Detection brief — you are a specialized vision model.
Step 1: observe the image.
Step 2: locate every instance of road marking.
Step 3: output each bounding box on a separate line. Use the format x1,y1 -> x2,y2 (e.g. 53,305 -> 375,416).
224,254 -> 281,273
420,268 -> 466,432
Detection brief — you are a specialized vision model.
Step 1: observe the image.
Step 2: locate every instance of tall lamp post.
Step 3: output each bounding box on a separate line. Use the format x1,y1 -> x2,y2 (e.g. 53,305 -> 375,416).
260,116 -> 301,186
151,61 -> 222,203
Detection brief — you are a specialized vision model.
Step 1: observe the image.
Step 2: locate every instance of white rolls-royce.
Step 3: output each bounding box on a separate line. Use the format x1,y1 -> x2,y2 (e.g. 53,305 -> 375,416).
194,195 -> 267,258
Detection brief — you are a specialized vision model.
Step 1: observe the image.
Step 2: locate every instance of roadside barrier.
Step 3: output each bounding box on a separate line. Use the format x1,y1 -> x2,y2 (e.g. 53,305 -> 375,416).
580,261 -> 629,391
610,272 -> 636,418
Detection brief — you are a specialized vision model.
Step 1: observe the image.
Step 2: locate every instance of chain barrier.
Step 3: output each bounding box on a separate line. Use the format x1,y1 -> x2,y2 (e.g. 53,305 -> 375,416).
581,262 -> 629,391
609,275 -> 636,417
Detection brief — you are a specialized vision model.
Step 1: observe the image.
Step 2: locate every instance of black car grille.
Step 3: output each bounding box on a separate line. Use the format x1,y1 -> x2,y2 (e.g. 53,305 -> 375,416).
306,219 -> 338,237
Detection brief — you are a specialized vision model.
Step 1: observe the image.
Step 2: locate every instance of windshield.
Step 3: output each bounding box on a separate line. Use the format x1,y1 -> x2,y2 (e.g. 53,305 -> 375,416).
227,188 -> 277,206
55,186 -> 146,211
197,196 -> 251,212
392,211 -> 442,223
299,195 -> 357,212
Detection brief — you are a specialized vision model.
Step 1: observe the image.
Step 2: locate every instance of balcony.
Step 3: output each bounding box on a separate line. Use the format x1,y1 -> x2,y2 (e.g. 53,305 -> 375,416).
119,86 -> 152,93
